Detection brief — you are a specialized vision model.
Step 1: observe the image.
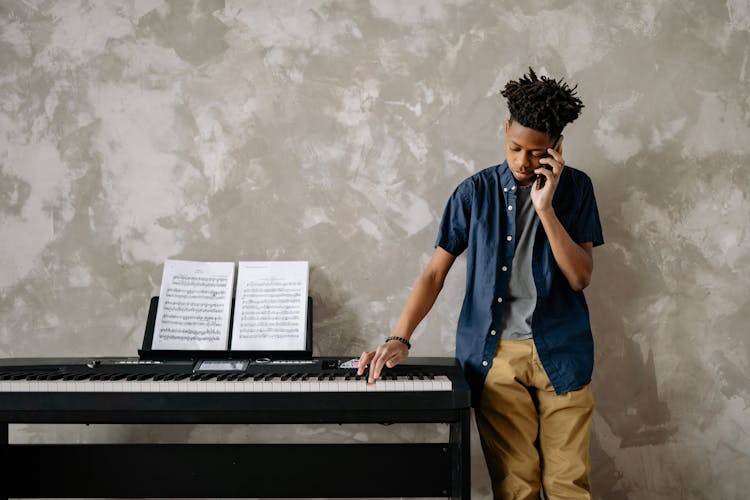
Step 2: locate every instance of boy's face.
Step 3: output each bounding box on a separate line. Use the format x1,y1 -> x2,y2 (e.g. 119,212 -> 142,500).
504,119 -> 558,186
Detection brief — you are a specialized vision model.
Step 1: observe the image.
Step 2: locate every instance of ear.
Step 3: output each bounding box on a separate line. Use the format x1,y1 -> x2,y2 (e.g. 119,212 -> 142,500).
505,119 -> 511,133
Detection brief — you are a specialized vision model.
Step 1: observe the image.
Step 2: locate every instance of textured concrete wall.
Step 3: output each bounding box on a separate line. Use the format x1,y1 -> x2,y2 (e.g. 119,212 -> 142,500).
1,1 -> 748,498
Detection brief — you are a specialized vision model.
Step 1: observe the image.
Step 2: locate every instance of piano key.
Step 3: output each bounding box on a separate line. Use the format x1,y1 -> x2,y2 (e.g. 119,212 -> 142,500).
2,371 -> 453,393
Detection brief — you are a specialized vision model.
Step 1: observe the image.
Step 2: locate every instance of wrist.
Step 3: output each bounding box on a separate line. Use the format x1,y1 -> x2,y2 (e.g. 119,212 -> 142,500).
535,205 -> 556,218
385,336 -> 411,350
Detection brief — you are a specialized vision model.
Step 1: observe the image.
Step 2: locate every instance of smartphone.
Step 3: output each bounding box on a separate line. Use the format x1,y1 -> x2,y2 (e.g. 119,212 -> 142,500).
535,135 -> 563,189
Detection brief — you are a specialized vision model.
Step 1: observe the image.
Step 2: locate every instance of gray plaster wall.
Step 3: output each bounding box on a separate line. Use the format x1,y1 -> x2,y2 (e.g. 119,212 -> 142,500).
1,1 -> 748,498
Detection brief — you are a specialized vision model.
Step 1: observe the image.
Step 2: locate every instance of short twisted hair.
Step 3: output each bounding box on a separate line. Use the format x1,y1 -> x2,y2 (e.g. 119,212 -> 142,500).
500,67 -> 584,139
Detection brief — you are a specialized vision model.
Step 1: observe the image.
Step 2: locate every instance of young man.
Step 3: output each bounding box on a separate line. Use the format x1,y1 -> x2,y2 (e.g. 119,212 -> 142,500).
358,68 -> 604,499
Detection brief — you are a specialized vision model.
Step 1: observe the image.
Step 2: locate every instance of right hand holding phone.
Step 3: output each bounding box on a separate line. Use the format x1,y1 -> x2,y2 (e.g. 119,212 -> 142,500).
532,139 -> 564,212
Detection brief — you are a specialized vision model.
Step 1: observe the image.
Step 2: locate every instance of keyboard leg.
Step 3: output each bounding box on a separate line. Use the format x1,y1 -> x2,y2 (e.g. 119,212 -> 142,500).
0,422 -> 8,500
449,408 -> 471,500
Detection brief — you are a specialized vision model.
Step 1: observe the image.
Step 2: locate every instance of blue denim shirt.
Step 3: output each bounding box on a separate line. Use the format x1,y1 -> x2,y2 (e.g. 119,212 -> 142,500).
435,161 -> 604,407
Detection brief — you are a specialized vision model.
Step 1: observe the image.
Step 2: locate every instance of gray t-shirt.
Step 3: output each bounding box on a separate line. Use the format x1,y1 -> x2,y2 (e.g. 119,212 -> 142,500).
500,183 -> 539,340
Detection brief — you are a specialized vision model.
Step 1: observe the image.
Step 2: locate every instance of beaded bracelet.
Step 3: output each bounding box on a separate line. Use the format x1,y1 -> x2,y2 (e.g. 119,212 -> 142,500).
385,336 -> 411,350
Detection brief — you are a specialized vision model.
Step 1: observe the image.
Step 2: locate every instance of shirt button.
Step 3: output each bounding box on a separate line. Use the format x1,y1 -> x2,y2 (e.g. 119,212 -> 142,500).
497,297 -> 503,303
506,236 -> 512,241
490,330 -> 496,336
501,266 -> 508,271
482,361 -> 488,367
503,187 -> 508,192
512,186 -> 516,190
508,205 -> 513,211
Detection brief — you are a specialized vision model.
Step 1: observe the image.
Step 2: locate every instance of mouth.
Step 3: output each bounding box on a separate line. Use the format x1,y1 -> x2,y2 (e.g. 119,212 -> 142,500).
511,168 -> 537,186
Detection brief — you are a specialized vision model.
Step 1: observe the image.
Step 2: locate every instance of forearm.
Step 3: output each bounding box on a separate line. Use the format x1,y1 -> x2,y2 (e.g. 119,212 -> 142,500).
537,208 -> 593,291
358,248 -> 455,381
391,270 -> 445,340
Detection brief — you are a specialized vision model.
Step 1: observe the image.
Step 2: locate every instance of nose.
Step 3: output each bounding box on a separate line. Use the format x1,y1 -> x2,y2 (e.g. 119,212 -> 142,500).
517,152 -> 531,169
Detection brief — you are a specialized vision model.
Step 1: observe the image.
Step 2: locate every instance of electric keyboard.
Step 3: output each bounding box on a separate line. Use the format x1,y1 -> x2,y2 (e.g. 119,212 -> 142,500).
0,356 -> 472,499
0,357 -> 454,393
0,357 -> 468,423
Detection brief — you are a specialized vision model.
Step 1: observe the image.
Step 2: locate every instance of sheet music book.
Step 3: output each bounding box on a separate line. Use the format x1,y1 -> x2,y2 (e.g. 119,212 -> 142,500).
151,259 -> 309,352
231,261 -> 309,351
152,260 -> 235,350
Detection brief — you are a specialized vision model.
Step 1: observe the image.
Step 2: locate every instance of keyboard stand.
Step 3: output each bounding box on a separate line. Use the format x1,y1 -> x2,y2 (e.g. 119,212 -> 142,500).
1,406 -> 471,499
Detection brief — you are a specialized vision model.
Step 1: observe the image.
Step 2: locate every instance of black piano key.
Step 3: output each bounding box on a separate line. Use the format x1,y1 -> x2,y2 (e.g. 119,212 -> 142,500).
238,374 -> 252,381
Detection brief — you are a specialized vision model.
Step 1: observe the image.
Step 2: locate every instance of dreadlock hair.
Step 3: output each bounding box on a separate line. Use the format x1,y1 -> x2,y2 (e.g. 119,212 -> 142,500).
500,67 -> 584,139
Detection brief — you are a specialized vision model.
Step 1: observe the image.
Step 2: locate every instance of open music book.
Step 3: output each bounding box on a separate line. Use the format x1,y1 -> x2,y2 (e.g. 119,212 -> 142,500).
151,259 -> 309,352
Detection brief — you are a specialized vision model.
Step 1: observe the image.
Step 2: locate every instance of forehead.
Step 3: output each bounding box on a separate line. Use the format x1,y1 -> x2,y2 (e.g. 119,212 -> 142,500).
506,121 -> 552,149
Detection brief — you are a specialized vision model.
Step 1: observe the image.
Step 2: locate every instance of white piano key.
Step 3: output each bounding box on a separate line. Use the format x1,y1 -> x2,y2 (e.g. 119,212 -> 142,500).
412,380 -> 430,392
121,381 -> 139,392
302,380 -> 318,392
238,380 -> 255,392
436,376 -> 453,391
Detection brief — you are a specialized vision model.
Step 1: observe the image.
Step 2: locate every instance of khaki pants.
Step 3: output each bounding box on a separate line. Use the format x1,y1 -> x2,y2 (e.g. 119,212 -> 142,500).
477,339 -> 594,500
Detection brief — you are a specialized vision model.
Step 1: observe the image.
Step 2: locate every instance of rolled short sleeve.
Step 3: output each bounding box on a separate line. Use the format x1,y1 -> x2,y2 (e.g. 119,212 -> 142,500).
435,179 -> 473,256
572,175 -> 604,247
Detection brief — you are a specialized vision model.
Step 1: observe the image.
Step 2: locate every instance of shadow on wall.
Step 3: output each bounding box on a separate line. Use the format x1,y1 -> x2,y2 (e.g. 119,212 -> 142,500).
587,150 -> 683,497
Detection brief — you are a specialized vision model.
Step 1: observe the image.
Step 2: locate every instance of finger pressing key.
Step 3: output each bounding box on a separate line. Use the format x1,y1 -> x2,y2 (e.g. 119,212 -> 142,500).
357,351 -> 374,376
